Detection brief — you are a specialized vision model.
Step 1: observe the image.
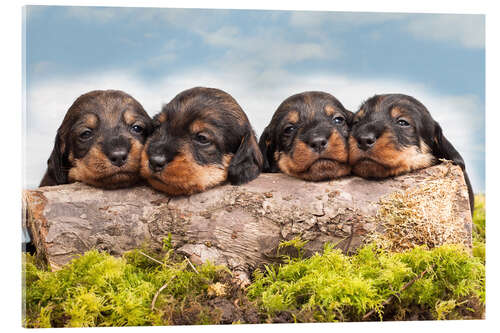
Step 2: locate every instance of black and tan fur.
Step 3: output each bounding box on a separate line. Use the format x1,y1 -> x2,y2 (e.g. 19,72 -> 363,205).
140,87 -> 263,196
40,90 -> 152,189
259,91 -> 354,181
349,93 -> 474,212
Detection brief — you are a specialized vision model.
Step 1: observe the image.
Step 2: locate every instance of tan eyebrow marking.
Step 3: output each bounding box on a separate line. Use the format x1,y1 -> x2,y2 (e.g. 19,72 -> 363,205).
83,113 -> 99,128
190,119 -> 206,133
123,109 -> 138,125
324,105 -> 336,116
286,110 -> 299,123
190,120 -> 218,136
390,107 -> 403,119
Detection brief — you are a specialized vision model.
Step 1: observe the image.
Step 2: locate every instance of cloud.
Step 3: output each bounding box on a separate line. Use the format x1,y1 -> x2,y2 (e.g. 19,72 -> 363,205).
59,6 -> 232,31
289,11 -> 484,49
143,39 -> 192,67
405,14 -> 485,49
55,7 -> 484,50
32,61 -> 54,74
64,6 -> 127,23
25,69 -> 484,191
198,25 -> 338,66
56,7 -> 338,67
149,9 -> 339,67
289,11 -> 407,28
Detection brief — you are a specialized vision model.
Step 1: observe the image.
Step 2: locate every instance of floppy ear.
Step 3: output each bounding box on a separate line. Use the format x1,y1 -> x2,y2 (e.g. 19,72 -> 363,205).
432,121 -> 474,214
39,131 -> 69,187
258,125 -> 280,173
227,130 -> 263,185
432,121 -> 464,169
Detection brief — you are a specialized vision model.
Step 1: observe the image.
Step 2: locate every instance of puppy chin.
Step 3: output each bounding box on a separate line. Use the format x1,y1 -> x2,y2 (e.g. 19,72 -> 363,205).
69,168 -> 140,189
146,177 -> 203,196
350,142 -> 435,179
145,169 -> 227,196
351,159 -> 392,179
308,159 -> 351,180
141,153 -> 232,196
94,172 -> 140,189
288,159 -> 351,181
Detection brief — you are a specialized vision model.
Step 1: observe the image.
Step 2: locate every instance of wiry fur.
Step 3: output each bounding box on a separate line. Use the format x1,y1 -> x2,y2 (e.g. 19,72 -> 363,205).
140,87 -> 263,196
259,91 -> 353,181
40,90 -> 152,189
349,93 -> 474,213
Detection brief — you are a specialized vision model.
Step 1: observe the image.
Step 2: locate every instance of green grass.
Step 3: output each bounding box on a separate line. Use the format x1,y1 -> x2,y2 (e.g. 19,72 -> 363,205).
23,195 -> 486,326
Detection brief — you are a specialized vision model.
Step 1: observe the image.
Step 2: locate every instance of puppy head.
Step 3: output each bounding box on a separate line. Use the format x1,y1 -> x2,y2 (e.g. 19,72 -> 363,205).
259,91 -> 353,181
140,87 -> 263,195
349,93 -> 475,214
348,94 -> 445,178
40,90 -> 152,189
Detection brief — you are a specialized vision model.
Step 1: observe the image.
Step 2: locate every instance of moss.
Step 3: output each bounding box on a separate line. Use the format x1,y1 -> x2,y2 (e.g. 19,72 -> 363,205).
24,194 -> 486,326
246,194 -> 486,323
472,194 -> 485,263
23,248 -> 250,327
248,242 -> 484,322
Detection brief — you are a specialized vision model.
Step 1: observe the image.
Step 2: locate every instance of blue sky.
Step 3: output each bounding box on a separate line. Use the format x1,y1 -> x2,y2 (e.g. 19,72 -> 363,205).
24,6 -> 485,191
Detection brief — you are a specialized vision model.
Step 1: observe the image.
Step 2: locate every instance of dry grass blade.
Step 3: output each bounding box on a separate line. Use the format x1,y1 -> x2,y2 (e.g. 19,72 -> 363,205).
375,163 -> 468,252
138,251 -> 165,266
185,256 -> 199,274
151,275 -> 176,312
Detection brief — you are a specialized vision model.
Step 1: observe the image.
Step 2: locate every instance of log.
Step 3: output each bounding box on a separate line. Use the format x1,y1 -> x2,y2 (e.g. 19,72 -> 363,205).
23,162 -> 472,281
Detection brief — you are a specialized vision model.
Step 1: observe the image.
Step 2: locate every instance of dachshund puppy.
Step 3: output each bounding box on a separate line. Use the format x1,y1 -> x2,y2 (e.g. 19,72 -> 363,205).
259,91 -> 353,181
40,90 -> 152,189
140,87 -> 263,195
349,93 -> 474,212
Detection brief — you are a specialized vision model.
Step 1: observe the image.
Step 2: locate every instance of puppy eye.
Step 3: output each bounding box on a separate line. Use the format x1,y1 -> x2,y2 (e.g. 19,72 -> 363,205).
333,116 -> 345,124
79,129 -> 93,140
131,124 -> 144,134
397,119 -> 410,127
194,133 -> 210,145
283,125 -> 296,135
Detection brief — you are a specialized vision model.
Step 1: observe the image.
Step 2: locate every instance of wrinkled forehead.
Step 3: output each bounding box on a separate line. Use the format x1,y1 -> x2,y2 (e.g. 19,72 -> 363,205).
164,99 -> 247,131
356,96 -> 420,122
277,99 -> 343,125
71,96 -> 145,127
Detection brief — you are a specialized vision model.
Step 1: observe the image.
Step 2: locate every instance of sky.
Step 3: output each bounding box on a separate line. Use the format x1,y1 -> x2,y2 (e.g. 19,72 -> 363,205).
23,5 -> 485,191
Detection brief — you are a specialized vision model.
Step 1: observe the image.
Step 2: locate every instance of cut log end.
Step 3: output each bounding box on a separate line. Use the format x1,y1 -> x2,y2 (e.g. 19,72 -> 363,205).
23,162 -> 472,274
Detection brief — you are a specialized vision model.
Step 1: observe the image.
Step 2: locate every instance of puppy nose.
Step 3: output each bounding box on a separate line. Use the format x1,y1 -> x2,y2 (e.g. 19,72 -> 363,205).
108,148 -> 128,167
149,154 -> 167,172
357,133 -> 377,151
308,136 -> 328,153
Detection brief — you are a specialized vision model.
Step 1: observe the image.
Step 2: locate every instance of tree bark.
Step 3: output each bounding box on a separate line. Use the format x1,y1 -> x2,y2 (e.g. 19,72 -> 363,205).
23,162 -> 472,281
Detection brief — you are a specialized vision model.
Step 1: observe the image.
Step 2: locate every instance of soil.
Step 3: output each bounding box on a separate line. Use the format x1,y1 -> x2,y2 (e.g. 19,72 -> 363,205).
164,271 -> 263,325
